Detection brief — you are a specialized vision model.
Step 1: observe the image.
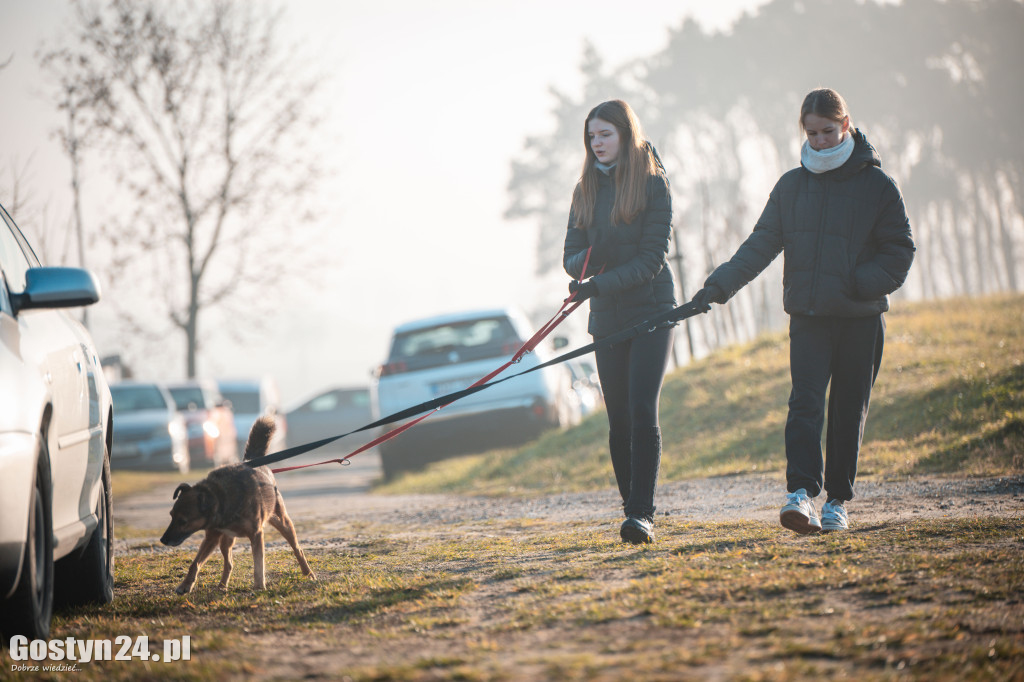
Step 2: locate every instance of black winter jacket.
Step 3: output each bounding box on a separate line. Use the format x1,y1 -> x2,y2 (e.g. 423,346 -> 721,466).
563,163 -> 677,338
704,130 -> 914,317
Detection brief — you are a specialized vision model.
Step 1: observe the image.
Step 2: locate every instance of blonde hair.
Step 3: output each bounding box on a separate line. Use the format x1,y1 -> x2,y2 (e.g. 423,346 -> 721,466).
799,88 -> 851,130
571,100 -> 661,229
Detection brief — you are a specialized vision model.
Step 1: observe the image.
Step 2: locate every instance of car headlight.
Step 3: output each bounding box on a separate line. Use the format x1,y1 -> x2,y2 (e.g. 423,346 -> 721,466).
168,418 -> 187,441
203,420 -> 220,438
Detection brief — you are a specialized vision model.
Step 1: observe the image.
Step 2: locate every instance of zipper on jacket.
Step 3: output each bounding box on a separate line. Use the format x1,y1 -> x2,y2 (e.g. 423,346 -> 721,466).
807,177 -> 830,315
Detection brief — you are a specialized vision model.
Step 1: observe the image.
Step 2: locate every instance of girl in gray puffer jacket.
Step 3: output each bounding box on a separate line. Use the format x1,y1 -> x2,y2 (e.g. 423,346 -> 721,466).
563,99 -> 678,545
692,88 -> 915,534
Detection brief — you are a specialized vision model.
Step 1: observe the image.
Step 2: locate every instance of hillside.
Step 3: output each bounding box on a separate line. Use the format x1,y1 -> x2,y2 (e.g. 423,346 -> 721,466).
378,294 -> 1024,496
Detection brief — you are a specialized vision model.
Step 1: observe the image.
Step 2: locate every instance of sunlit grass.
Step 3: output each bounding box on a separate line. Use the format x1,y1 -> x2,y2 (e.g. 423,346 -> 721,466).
380,294 -> 1024,495
110,469 -> 196,499
26,515 -> 1024,681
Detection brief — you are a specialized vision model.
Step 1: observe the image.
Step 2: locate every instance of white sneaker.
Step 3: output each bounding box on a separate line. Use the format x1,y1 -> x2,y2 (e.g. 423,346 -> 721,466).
780,488 -> 821,534
821,499 -> 849,532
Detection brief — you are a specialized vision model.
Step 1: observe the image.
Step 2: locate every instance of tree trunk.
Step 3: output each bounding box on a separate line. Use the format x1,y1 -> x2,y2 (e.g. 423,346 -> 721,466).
997,168 -> 1021,292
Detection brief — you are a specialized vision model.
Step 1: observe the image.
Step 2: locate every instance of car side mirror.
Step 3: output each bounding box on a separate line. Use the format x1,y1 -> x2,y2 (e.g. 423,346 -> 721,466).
11,267 -> 101,314
553,336 -> 569,350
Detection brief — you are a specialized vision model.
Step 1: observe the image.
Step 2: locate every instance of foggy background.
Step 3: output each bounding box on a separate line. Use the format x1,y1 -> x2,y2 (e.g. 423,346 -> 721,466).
1,0 -> 1021,410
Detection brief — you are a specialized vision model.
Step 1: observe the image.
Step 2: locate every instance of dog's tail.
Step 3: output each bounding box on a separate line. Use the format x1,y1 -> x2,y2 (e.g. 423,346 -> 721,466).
243,415 -> 277,461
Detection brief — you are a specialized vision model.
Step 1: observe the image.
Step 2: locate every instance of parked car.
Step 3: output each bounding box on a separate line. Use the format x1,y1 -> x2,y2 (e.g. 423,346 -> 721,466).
0,201 -> 114,643
567,358 -> 603,416
108,381 -> 189,473
285,386 -> 373,451
370,307 -> 580,479
165,379 -> 239,468
217,378 -> 287,456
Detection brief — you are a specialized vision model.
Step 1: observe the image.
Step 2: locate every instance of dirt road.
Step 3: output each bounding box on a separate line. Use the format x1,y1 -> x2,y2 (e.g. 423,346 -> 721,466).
115,451 -> 1023,539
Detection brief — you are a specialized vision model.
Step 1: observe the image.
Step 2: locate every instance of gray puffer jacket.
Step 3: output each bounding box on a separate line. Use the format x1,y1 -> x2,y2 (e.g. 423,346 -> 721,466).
704,129 -> 914,317
563,161 -> 677,338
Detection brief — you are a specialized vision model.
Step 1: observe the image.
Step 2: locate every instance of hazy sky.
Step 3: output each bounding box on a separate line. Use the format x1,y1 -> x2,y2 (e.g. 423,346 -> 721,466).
1,0 -> 769,407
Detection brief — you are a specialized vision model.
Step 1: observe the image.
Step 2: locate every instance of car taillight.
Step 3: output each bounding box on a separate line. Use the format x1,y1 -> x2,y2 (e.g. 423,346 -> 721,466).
378,361 -> 408,377
501,342 -> 520,356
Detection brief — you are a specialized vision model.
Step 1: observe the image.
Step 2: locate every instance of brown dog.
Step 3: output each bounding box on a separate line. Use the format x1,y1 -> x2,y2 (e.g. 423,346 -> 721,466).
160,416 -> 316,594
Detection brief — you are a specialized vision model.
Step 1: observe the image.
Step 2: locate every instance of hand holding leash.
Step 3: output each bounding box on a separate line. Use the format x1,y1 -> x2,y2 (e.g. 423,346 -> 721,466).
569,279 -> 598,301
692,284 -> 727,308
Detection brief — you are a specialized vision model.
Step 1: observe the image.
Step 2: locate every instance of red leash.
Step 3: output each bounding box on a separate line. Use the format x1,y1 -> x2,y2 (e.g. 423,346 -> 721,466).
271,249 -> 598,474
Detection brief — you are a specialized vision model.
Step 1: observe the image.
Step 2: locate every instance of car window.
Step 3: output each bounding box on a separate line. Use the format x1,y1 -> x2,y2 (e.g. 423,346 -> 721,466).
0,262 -> 10,316
390,317 -> 520,360
0,210 -> 34,293
220,389 -> 260,413
168,387 -> 205,410
302,390 -> 370,413
110,385 -> 169,412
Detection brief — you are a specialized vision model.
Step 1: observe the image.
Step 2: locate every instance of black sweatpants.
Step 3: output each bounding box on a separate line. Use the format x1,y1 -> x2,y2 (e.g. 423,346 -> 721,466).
595,326 -> 674,519
785,313 -> 885,501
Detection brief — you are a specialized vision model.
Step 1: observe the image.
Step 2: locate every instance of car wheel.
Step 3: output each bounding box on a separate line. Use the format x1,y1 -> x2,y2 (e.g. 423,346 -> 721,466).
1,434 -> 55,643
55,446 -> 114,606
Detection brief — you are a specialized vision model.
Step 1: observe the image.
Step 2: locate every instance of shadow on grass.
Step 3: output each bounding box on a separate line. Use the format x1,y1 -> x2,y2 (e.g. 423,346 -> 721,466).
296,577 -> 474,626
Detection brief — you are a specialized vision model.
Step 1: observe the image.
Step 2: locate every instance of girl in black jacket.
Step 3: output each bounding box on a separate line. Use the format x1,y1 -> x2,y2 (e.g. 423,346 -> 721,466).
563,100 -> 678,544
692,88 -> 915,534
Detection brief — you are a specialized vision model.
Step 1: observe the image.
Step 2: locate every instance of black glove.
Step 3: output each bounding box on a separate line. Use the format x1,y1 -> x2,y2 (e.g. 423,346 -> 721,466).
692,284 -> 726,308
569,279 -> 598,302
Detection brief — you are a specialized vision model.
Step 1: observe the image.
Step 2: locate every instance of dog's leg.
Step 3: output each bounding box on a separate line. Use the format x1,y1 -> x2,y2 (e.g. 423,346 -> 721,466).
251,528 -> 266,590
218,534 -> 236,590
268,508 -> 317,580
176,531 -> 221,595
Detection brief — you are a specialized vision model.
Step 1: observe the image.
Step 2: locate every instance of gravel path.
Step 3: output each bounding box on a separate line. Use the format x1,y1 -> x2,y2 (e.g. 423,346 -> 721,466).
114,450 -> 1024,543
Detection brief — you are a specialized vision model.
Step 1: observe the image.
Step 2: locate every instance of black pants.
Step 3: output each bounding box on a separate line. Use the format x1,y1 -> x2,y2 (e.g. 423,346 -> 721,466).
785,314 -> 885,501
595,326 -> 674,519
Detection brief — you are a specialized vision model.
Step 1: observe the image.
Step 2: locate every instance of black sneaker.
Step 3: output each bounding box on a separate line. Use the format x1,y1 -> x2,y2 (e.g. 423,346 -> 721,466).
620,516 -> 654,544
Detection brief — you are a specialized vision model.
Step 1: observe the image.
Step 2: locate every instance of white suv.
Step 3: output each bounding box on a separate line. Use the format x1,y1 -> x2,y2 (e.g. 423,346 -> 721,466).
370,308 -> 580,479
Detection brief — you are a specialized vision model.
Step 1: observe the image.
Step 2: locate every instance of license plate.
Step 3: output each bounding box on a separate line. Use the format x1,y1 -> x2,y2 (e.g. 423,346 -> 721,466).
431,378 -> 475,397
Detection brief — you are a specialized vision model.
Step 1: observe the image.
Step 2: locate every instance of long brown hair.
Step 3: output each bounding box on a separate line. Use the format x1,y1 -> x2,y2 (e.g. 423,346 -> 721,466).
571,100 -> 660,229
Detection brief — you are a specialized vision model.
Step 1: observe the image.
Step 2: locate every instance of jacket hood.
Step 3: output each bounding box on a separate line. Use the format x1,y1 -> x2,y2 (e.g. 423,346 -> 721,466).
646,140 -> 667,175
832,128 -> 881,180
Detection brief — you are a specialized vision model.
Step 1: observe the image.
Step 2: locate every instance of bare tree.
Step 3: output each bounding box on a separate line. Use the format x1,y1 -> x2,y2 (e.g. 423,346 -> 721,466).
43,0 -> 327,377
37,46 -> 103,326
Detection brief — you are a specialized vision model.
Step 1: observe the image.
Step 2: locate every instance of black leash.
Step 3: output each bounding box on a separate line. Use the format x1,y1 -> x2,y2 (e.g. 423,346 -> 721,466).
245,300 -> 709,469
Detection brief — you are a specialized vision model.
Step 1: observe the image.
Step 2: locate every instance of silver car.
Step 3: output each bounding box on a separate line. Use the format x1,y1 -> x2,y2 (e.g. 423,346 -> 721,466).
370,307 -> 581,479
0,202 -> 114,642
285,386 -> 373,451
109,382 -> 190,473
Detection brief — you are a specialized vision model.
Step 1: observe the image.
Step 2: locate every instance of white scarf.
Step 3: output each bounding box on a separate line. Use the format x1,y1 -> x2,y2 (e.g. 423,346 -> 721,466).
801,133 -> 855,174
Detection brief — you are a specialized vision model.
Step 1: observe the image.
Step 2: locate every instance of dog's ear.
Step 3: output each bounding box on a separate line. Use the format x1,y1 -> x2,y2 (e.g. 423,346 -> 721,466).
173,483 -> 191,500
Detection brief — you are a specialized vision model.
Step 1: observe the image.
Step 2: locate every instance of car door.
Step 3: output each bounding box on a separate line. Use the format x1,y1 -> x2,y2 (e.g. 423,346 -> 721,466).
0,211 -> 96,542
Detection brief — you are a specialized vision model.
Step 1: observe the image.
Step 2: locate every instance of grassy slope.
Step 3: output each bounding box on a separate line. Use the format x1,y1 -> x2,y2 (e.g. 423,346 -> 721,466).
380,294 -> 1024,496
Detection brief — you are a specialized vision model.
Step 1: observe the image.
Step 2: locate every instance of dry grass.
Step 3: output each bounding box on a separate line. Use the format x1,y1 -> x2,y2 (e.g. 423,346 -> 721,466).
3,516 -> 1020,681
